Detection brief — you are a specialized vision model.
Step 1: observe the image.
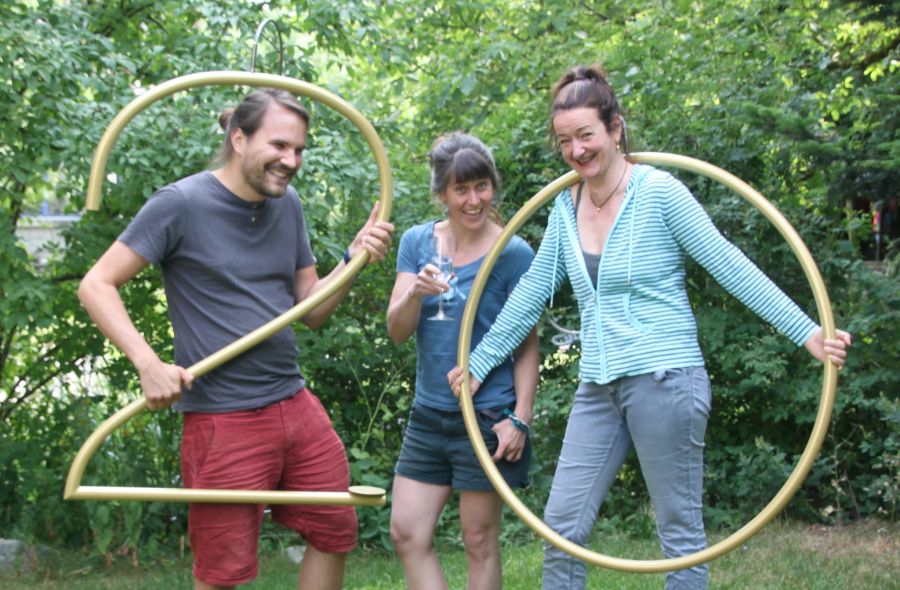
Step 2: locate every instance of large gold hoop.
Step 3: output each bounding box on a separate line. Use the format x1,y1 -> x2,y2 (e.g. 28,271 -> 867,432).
66,71 -> 392,507
457,152 -> 837,572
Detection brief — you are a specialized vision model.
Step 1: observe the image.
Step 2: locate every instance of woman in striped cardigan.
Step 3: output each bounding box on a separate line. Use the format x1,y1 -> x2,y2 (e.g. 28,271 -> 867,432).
448,64 -> 851,590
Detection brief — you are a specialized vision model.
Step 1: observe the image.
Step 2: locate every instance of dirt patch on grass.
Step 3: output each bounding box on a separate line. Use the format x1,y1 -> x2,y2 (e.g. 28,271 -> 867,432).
794,520 -> 898,560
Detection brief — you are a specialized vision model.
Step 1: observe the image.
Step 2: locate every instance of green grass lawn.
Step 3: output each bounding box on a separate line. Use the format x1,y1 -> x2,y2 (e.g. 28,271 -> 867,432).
2,520 -> 896,589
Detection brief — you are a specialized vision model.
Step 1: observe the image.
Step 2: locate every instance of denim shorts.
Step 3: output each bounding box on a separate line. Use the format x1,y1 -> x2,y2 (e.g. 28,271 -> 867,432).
394,402 -> 531,491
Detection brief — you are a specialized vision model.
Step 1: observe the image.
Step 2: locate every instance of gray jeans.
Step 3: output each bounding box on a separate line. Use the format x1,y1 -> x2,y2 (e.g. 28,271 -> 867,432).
543,368 -> 711,590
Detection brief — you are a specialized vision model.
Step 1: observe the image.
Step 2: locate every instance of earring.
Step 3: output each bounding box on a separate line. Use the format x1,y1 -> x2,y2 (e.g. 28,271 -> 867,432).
442,204 -> 449,215
616,141 -> 621,152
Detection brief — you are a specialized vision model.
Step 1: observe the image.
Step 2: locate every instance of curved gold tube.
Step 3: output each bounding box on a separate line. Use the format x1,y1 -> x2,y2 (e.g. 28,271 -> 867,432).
457,152 -> 837,572
66,71 -> 392,507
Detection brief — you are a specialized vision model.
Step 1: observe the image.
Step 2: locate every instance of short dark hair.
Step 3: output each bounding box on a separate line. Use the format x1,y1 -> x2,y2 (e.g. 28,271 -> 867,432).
548,64 -> 623,148
217,89 -> 310,163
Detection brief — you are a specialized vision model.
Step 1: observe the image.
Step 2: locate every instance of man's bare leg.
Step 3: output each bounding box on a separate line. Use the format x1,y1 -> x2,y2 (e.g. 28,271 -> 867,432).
297,544 -> 346,590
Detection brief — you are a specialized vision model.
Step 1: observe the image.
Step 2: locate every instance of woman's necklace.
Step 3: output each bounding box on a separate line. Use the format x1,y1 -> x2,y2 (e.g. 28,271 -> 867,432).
587,162 -> 628,212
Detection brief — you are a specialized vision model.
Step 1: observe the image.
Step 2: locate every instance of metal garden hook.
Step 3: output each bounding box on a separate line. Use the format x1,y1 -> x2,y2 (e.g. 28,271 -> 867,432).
547,314 -> 579,349
250,18 -> 285,75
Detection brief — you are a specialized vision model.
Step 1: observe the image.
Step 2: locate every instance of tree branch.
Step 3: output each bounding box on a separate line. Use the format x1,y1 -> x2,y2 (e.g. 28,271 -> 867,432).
6,180 -> 25,232
0,325 -> 15,387
0,370 -> 60,422
94,0 -> 158,37
51,272 -> 87,284
828,33 -> 900,71
10,339 -> 60,392
579,1 -> 612,22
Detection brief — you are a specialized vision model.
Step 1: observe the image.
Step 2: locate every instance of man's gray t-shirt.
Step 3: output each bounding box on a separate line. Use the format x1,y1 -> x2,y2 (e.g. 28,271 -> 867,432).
119,171 -> 316,412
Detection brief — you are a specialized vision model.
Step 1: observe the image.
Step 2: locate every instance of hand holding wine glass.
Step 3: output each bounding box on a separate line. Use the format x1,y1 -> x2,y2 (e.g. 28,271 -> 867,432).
428,232 -> 454,321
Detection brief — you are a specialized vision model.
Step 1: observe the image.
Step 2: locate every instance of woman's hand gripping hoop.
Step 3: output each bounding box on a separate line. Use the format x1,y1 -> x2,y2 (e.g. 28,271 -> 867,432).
66,71 -> 392,507
455,152 -> 838,573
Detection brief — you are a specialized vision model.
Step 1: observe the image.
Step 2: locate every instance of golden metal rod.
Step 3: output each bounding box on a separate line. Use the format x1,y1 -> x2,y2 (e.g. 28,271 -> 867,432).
67,71 -> 391,506
73,486 -> 386,506
456,153 -> 836,572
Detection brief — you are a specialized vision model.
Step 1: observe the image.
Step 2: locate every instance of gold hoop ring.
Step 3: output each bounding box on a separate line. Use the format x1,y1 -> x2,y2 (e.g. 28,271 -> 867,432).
66,71 -> 392,507
457,152 -> 837,572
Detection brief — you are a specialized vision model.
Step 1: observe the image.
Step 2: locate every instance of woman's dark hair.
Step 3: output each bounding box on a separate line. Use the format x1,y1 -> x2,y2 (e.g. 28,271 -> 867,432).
548,64 -> 626,151
428,132 -> 503,224
217,89 -> 310,163
428,133 -> 501,195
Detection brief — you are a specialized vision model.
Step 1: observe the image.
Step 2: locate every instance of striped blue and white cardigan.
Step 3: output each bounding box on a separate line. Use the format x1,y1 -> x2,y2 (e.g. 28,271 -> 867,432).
468,164 -> 818,385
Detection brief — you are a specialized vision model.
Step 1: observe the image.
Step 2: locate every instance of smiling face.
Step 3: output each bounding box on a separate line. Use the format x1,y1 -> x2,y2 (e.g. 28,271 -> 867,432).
232,103 -> 308,200
440,176 -> 494,231
553,107 -> 621,183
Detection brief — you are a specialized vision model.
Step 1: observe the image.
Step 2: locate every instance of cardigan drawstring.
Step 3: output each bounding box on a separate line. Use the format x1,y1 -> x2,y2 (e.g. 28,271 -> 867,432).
626,187 -> 637,286
549,206 -> 560,309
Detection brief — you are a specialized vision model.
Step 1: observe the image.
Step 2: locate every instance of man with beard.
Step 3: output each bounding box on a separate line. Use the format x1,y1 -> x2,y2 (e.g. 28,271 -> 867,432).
78,89 -> 394,589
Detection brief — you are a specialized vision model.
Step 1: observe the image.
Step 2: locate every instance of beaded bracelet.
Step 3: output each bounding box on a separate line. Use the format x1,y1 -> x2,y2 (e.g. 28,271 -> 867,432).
502,408 -> 530,433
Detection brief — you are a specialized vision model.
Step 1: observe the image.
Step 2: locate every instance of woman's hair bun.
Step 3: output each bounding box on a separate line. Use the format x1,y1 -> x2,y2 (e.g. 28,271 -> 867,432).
218,107 -> 235,131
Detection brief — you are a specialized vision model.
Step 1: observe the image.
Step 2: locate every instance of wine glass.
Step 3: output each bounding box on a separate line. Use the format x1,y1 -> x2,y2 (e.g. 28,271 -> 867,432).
427,232 -> 454,321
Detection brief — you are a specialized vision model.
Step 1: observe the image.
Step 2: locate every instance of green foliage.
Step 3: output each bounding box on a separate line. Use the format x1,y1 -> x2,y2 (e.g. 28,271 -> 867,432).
1,0 -> 897,565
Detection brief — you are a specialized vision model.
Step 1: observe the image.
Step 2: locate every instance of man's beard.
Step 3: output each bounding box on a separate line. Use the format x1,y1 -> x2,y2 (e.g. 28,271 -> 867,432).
244,161 -> 296,199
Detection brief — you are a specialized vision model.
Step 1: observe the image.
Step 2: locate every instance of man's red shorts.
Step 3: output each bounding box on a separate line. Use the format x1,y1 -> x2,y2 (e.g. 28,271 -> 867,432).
181,388 -> 357,587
